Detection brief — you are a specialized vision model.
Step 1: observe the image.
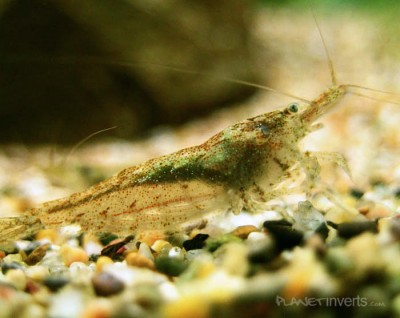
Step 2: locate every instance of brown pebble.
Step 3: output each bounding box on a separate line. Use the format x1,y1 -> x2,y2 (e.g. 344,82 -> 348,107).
125,252 -> 155,270
92,272 -> 125,297
25,244 -> 50,265
231,225 -> 259,239
305,234 -> 326,255
101,235 -> 134,260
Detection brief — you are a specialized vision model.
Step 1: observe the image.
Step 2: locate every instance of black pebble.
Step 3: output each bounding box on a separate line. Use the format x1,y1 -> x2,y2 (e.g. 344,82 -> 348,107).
315,222 -> 330,241
336,221 -> 378,239
183,234 -> 209,251
92,272 -> 125,297
350,188 -> 365,199
247,240 -> 275,264
1,261 -> 24,274
263,220 -> 303,251
43,276 -> 70,292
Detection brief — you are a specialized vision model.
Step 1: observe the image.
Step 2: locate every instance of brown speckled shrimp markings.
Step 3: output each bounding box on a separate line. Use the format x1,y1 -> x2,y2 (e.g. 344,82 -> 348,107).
24,82 -> 351,236
22,21 -> 390,236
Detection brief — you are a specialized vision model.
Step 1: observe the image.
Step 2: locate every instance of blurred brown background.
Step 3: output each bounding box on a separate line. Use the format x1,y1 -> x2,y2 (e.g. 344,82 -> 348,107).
0,0 -> 258,144
0,0 -> 398,145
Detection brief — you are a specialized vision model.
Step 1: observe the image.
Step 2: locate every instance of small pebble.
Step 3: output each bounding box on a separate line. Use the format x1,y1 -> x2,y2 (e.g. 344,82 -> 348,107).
100,235 -> 134,260
60,245 -> 89,266
24,280 -> 41,294
24,243 -> 50,265
69,262 -> 94,284
0,241 -> 18,255
247,235 -> 275,264
314,222 -> 330,240
246,231 -> 267,242
20,241 -> 41,255
3,252 -> 23,264
305,234 -> 326,256
263,220 -> 303,250
96,256 -> 114,272
151,240 -> 172,254
81,298 -> 113,318
345,232 -> 383,276
325,247 -> 354,275
183,234 -> 209,251
168,247 -> 184,260
206,234 -> 241,252
84,240 -> 103,257
92,272 -> 125,297
20,303 -> 46,318
163,295 -> 209,318
336,221 -> 378,239
134,283 -> 163,309
1,260 -> 25,274
43,276 -> 70,292
36,229 -> 58,243
5,268 -> 27,290
350,188 -> 365,199
138,242 -> 154,261
25,265 -> 49,282
216,242 -> 248,276
125,252 -> 155,270
48,286 -> 86,318
390,217 -> 400,240
155,256 -> 188,277
231,225 -> 259,239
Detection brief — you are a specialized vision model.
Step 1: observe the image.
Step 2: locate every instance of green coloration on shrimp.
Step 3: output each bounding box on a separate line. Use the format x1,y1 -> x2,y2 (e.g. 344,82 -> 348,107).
3,16 -> 390,239
21,83 -> 349,236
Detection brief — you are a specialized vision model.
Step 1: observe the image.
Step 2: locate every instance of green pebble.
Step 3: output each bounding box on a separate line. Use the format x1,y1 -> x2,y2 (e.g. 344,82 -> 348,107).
206,234 -> 242,252
155,256 -> 188,277
324,247 -> 354,275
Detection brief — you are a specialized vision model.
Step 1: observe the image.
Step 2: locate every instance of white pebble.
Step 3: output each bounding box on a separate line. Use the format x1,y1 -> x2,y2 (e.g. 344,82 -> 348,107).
138,243 -> 154,261
168,247 -> 184,260
48,287 -> 86,318
69,262 -> 94,284
5,269 -> 27,290
26,265 -> 49,282
247,231 -> 268,242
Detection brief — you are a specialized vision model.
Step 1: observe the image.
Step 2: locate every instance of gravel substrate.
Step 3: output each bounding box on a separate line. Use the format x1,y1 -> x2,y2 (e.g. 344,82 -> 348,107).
1,209 -> 400,318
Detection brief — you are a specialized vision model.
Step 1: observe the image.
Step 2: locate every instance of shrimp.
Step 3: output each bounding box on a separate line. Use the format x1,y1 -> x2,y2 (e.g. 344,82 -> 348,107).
21,81 -> 352,236
6,18 -> 396,238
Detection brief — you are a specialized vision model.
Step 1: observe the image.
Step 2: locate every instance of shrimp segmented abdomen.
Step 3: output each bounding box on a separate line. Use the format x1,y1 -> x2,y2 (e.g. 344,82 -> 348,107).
28,179 -> 229,235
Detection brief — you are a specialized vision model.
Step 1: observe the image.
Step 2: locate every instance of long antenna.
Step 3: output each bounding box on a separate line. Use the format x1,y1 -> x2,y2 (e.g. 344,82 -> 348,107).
312,10 -> 338,86
6,56 -> 312,104
63,126 -> 117,166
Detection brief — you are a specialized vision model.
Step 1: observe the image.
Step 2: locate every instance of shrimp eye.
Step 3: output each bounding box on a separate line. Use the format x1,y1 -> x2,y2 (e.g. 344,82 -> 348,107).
256,123 -> 269,135
288,103 -> 299,113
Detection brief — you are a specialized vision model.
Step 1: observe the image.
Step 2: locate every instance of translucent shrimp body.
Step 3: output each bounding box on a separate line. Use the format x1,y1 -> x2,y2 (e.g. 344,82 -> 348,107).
24,84 -> 348,236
